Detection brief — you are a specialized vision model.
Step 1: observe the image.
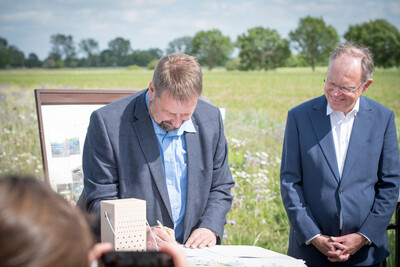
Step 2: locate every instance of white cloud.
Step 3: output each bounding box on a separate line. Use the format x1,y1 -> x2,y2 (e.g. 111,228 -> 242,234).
388,1 -> 400,14
0,0 -> 399,60
0,10 -> 53,24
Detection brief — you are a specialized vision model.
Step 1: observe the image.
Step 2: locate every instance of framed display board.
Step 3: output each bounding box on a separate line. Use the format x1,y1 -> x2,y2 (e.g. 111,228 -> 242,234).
35,89 -> 137,205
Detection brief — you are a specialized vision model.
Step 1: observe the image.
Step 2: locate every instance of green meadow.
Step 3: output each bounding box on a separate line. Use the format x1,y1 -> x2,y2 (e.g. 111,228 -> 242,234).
1,67 -> 399,265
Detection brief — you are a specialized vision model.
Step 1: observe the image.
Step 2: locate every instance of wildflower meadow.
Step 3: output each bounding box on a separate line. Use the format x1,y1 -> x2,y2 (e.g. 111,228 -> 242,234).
1,67 -> 399,266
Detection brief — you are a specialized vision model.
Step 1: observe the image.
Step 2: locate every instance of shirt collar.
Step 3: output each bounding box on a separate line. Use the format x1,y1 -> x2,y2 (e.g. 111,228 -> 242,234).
146,91 -> 196,137
326,97 -> 360,117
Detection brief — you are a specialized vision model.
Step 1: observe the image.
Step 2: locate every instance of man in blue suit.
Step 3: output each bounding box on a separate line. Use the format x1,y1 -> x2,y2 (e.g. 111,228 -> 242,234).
280,42 -> 400,266
83,54 -> 234,250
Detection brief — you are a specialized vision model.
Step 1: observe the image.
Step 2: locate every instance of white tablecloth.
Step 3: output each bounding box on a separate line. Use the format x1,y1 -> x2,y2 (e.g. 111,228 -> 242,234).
183,245 -> 306,267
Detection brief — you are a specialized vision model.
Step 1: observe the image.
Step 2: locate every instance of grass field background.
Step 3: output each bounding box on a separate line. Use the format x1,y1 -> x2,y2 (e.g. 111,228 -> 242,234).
1,67 -> 399,265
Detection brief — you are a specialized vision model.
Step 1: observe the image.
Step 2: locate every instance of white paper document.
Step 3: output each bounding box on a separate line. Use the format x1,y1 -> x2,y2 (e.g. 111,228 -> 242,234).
183,245 -> 306,267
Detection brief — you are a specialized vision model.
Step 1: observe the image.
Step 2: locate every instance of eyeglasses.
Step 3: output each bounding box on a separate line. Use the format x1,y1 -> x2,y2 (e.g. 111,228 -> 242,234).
324,78 -> 366,93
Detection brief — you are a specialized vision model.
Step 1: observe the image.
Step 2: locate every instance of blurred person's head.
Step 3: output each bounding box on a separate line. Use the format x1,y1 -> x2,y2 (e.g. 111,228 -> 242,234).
0,175 -> 94,267
148,53 -> 202,132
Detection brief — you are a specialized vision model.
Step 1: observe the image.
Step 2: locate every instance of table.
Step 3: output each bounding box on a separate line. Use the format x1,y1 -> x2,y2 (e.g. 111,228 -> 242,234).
183,245 -> 306,267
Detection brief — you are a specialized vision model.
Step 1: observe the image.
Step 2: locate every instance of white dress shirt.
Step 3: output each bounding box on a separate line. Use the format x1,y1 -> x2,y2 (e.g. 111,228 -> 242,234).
327,98 -> 360,177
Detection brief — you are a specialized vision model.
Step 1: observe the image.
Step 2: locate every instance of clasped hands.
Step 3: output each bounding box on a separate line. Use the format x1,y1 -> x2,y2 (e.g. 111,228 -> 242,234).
311,233 -> 367,262
146,226 -> 217,250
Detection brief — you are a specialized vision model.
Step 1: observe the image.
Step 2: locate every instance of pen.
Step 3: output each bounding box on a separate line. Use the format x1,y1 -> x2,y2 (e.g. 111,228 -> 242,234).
157,220 -> 171,236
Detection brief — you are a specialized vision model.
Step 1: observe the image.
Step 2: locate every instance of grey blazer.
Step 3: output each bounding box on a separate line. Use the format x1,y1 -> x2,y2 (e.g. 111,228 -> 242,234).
83,89 -> 234,243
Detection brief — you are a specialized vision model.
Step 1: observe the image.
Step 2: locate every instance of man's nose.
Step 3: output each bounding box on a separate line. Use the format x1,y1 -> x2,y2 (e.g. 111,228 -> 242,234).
170,116 -> 184,128
171,120 -> 181,128
331,85 -> 343,95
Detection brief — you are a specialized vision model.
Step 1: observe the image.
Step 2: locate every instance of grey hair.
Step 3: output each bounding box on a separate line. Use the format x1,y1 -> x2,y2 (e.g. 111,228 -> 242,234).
152,53 -> 202,102
329,41 -> 374,82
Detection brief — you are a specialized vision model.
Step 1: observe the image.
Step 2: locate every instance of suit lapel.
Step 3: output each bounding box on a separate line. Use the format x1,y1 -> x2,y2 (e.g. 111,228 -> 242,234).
341,96 -> 372,181
182,115 -> 201,241
307,96 -> 340,183
132,92 -> 173,220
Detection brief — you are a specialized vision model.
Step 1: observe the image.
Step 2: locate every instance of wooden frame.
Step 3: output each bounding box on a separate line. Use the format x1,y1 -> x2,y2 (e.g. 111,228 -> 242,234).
35,89 -> 137,204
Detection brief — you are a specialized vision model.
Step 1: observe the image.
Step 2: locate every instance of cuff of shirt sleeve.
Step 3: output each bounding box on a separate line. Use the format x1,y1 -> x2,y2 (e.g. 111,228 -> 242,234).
358,232 -> 372,245
305,234 -> 321,245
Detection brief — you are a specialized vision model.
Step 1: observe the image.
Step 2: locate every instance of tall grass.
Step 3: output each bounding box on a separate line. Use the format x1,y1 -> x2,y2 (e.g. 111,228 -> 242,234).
1,67 -> 399,265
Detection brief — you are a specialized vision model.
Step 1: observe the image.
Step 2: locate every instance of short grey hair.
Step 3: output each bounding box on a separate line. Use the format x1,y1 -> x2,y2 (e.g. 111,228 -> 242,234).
329,42 -> 374,82
152,53 -> 203,102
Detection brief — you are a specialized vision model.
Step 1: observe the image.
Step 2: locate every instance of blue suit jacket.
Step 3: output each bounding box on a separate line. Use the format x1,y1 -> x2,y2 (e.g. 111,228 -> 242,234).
280,95 -> 400,266
83,89 -> 234,243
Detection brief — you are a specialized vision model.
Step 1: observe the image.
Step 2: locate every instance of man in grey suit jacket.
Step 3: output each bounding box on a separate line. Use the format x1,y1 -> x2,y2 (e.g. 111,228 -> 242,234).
83,54 -> 234,250
280,42 -> 400,266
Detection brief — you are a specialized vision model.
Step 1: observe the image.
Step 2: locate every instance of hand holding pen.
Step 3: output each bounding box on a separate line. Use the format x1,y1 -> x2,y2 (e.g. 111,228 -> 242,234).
146,220 -> 177,250
157,220 -> 172,236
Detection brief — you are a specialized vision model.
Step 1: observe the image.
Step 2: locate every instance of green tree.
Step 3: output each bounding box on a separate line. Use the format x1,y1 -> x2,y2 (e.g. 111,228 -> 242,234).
344,19 -> 400,68
284,54 -> 309,68
5,46 -> 25,67
225,58 -> 240,71
100,49 -> 118,66
79,38 -> 99,67
192,29 -> 234,70
166,36 -> 193,55
289,16 -> 339,71
147,59 -> 158,70
43,52 -> 63,68
127,48 -> 163,67
0,37 -> 6,48
0,37 -> 9,68
49,34 -> 76,67
10,47 -> 25,67
108,37 -> 131,65
25,53 -> 42,68
236,27 -> 290,70
0,37 -> 26,68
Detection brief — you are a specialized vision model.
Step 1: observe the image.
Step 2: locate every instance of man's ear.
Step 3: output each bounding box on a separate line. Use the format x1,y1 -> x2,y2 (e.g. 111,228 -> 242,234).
362,79 -> 373,93
148,82 -> 155,99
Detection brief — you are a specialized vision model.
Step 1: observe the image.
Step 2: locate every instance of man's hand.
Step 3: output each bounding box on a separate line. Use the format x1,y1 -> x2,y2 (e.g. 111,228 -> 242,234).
311,235 -> 349,262
328,233 -> 366,261
184,228 -> 217,248
147,225 -> 177,250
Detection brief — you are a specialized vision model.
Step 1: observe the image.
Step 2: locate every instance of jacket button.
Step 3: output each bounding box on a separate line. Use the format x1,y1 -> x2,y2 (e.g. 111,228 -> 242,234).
335,214 -> 340,219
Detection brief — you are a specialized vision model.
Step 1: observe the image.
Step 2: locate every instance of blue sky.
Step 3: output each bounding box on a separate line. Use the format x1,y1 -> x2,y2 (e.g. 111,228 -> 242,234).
1,0 -> 399,60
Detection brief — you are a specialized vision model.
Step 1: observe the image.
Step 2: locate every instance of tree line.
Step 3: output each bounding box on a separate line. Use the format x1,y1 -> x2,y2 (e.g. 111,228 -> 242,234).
1,17 -> 399,71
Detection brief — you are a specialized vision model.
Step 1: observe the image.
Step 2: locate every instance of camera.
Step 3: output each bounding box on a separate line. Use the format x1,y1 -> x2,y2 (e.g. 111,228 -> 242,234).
101,251 -> 175,267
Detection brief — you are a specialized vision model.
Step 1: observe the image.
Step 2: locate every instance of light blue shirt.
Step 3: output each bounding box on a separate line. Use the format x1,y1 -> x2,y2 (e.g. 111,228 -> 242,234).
146,92 -> 196,242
